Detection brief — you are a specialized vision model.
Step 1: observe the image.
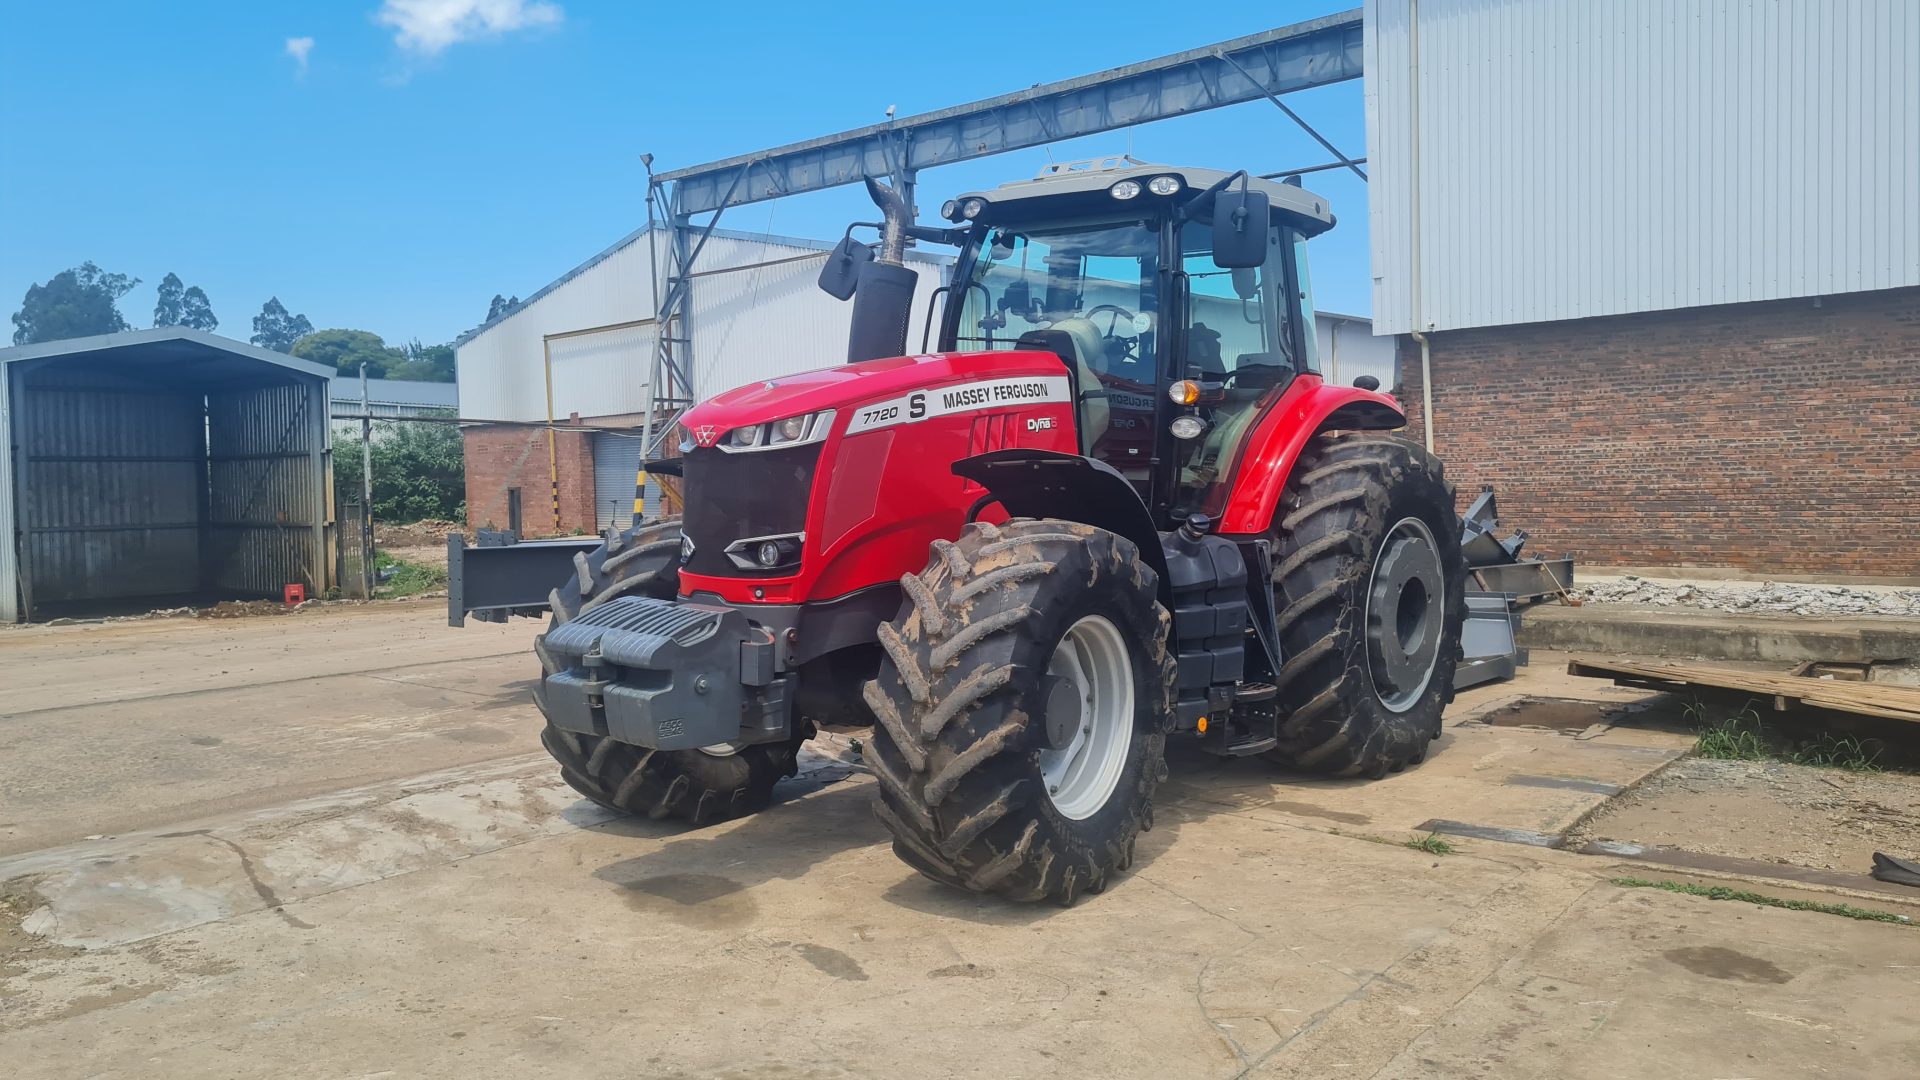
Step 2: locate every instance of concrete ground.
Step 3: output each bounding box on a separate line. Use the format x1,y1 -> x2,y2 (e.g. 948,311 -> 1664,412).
4,607 -> 1918,1078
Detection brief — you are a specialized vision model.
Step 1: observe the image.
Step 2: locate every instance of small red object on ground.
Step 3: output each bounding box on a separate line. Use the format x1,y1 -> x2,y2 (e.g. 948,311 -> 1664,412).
283,584 -> 306,605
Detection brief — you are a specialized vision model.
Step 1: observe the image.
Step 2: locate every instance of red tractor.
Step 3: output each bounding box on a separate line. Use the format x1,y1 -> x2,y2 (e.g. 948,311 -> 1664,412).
534,160 -> 1466,903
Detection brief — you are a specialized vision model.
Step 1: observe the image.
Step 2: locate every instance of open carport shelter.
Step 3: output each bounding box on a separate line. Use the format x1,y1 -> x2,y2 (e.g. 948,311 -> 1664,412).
0,328 -> 334,622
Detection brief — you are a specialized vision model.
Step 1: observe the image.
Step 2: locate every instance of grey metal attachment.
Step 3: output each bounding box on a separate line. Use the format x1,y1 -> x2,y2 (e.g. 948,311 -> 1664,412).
1455,591 -> 1528,691
445,531 -> 602,626
1459,486 -> 1576,601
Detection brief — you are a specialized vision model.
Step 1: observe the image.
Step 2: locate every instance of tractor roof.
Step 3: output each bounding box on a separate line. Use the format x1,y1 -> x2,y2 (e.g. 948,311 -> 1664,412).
952,157 -> 1335,235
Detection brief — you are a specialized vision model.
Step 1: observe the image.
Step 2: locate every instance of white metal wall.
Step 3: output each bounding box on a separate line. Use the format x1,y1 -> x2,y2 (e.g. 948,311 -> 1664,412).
457,229 -> 665,423
687,236 -> 948,402
1366,0 -> 1920,334
548,321 -> 655,421
457,228 -> 949,422
1315,313 -> 1398,390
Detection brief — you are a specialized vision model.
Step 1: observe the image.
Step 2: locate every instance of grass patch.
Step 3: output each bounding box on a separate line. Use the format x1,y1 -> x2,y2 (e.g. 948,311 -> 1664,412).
374,551 -> 448,599
1610,877 -> 1912,925
1686,700 -> 1884,772
1405,832 -> 1456,856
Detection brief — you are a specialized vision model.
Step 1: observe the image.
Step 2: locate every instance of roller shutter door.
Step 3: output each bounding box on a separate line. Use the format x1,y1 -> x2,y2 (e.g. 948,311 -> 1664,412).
592,431 -> 644,532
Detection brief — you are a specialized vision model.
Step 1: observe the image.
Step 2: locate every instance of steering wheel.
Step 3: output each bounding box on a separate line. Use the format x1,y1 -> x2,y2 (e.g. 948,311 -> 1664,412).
1085,304 -> 1141,363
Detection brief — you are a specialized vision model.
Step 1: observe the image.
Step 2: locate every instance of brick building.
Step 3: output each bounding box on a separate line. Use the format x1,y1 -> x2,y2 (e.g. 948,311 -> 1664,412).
1366,0 -> 1919,580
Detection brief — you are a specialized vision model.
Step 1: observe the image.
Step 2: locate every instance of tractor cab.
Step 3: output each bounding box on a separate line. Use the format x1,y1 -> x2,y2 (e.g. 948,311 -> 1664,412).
933,159 -> 1335,522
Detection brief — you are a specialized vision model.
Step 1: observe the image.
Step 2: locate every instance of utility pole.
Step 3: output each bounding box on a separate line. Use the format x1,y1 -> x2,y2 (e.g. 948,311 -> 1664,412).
359,363 -> 375,598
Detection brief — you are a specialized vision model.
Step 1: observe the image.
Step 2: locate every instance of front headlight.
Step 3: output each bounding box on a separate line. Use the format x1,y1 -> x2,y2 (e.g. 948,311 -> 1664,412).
716,409 -> 836,453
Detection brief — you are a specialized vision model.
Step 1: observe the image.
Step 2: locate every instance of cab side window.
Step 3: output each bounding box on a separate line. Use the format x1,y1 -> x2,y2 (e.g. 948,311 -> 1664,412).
1179,222 -> 1294,379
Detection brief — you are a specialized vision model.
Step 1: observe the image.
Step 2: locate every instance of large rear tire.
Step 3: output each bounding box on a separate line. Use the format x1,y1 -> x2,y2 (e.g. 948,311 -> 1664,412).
1266,434 -> 1467,778
865,520 -> 1175,904
533,518 -> 805,824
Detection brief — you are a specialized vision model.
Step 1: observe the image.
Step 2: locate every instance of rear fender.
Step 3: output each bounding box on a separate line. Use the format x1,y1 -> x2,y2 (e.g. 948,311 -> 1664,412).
950,449 -> 1172,609
1215,378 -> 1405,535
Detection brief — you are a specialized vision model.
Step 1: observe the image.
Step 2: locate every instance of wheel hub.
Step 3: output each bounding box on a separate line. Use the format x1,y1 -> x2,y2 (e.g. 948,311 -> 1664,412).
1366,517 -> 1445,713
1038,615 -> 1135,820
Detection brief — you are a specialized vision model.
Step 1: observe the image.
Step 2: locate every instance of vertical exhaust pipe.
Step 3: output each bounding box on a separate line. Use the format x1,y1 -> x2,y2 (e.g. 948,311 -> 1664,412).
844,176 -> 919,363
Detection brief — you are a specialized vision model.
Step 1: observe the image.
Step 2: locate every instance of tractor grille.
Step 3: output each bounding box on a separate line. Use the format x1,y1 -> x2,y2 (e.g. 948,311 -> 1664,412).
679,444 -> 821,577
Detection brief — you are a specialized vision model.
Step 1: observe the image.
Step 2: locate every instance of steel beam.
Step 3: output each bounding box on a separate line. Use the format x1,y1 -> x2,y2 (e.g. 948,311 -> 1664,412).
660,10 -> 1363,215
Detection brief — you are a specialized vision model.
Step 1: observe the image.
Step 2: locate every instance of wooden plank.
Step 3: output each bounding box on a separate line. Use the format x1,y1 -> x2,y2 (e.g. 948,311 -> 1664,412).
1567,657 -> 1920,723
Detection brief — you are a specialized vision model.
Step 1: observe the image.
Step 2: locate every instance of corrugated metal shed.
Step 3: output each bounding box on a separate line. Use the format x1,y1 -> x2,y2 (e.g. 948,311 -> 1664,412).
0,329 -> 333,622
455,226 -> 950,422
1366,0 -> 1920,334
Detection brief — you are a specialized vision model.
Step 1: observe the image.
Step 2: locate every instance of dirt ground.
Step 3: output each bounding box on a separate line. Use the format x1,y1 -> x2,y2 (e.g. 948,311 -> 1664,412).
3,609 -> 1918,1078
1570,757 -> 1920,873
374,518 -> 465,572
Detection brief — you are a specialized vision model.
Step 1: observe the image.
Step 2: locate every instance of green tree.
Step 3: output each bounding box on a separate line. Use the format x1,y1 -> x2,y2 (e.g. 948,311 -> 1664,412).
11,262 -> 141,344
250,296 -> 313,353
179,285 -> 218,331
153,273 -> 219,332
153,272 -> 185,327
333,420 -> 465,523
290,328 -> 407,377
485,293 -> 520,323
381,339 -> 455,382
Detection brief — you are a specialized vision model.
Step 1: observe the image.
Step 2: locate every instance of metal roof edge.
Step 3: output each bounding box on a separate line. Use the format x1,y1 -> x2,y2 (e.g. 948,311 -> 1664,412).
455,223 -> 951,349
0,326 -> 335,379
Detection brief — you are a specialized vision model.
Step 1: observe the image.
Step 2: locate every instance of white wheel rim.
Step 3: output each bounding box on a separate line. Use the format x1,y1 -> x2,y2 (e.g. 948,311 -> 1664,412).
1038,615 -> 1135,820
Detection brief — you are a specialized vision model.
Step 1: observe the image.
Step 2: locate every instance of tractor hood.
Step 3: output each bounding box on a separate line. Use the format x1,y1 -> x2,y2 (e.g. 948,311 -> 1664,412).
679,350 -> 1072,448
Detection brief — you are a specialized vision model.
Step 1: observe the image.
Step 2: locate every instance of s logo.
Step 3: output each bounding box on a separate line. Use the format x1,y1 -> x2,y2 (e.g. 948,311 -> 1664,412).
908,393 -> 926,419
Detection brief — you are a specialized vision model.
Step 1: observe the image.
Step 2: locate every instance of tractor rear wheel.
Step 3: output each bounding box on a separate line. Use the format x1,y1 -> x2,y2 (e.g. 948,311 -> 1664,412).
865,519 -> 1174,904
1267,434 -> 1466,778
532,518 -> 805,824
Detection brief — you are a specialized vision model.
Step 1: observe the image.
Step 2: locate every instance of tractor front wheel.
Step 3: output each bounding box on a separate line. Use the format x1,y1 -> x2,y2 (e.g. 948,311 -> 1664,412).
533,517 -> 805,824
1267,434 -> 1467,778
865,519 -> 1175,904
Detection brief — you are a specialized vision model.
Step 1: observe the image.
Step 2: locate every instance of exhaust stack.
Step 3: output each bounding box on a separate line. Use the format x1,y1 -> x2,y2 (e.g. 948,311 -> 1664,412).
843,176 -> 919,363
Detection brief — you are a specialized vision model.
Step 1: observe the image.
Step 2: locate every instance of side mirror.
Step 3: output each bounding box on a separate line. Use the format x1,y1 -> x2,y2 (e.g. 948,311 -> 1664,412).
817,237 -> 872,301
1231,266 -> 1258,300
1212,188 -> 1270,269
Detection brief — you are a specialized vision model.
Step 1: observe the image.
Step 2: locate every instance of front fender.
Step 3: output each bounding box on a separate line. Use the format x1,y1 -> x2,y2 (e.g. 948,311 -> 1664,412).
951,449 -> 1172,608
1214,376 -> 1406,535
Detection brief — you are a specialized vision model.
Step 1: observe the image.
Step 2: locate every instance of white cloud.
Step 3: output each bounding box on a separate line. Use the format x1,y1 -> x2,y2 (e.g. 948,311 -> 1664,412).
375,0 -> 563,56
285,36 -> 315,74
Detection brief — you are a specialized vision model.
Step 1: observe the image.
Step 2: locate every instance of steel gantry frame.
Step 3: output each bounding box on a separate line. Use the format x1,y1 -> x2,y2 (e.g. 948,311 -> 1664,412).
633,8 -> 1365,478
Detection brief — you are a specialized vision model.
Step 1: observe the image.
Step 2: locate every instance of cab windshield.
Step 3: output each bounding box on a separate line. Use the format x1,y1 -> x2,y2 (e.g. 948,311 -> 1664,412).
953,218 -> 1160,379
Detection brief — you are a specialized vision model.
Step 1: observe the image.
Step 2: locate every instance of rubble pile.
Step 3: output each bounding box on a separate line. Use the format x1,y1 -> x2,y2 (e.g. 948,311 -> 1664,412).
1577,575 -> 1920,617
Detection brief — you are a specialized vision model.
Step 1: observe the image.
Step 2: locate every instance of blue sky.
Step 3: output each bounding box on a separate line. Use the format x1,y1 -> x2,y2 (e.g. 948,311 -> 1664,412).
1,1 -> 1369,348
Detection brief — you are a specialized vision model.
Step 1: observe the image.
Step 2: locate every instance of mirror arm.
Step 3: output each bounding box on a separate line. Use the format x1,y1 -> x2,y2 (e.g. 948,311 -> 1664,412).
1175,170 -> 1249,224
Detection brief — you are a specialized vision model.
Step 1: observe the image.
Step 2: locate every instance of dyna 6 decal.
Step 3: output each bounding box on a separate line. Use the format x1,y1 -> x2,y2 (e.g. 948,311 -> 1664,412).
843,375 -> 1072,435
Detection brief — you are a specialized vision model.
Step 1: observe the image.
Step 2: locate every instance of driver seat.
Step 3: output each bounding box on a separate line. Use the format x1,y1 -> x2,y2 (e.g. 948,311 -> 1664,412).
1016,320 -> 1110,443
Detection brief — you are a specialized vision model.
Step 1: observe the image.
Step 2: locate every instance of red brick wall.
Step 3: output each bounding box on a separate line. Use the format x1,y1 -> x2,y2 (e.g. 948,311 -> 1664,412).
463,422 -> 597,537
1393,286 -> 1920,579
